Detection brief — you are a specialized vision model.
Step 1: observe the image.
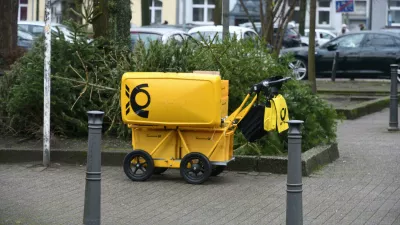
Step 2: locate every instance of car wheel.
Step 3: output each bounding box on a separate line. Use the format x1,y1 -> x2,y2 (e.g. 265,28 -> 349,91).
289,58 -> 307,80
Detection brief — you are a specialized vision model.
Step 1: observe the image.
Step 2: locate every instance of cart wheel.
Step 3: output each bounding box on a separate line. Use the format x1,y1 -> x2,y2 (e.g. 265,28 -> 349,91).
180,152 -> 212,184
153,167 -> 168,175
123,150 -> 154,182
211,166 -> 226,176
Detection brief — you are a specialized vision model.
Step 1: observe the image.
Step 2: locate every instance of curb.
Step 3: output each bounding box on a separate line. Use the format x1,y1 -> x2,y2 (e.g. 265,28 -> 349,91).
335,96 -> 398,120
0,143 -> 339,176
0,149 -> 127,166
226,143 -> 339,176
318,90 -> 391,96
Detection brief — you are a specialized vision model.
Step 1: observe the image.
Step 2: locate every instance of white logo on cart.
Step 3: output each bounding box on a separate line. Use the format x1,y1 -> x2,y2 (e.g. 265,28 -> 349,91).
125,84 -> 151,118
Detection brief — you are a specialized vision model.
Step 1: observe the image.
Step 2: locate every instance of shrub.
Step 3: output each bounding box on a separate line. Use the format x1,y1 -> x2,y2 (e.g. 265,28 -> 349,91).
0,25 -> 338,154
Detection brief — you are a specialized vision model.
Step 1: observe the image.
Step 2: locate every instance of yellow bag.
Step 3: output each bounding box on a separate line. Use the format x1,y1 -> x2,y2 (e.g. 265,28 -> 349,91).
264,101 -> 277,132
264,94 -> 289,133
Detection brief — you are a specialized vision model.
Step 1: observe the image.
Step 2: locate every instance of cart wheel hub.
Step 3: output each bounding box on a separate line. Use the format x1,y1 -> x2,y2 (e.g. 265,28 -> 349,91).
136,164 -> 140,168
192,164 -> 200,172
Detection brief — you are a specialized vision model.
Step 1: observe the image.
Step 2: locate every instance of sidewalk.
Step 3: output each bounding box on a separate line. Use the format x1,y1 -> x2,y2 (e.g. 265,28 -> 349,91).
1,107 -> 400,225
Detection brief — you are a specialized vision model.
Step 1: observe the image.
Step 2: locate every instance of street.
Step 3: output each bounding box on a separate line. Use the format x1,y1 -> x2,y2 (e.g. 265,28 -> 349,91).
1,108 -> 400,225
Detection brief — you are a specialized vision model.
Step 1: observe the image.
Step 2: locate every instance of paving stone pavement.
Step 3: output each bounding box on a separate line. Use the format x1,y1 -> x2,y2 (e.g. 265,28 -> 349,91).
1,107 -> 400,225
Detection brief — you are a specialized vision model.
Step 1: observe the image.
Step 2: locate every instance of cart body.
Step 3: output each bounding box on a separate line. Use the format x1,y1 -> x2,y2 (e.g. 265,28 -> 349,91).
120,71 -> 290,184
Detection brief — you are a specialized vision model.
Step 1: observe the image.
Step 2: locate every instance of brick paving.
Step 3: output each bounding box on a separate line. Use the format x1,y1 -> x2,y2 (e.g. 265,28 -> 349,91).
1,107 -> 400,225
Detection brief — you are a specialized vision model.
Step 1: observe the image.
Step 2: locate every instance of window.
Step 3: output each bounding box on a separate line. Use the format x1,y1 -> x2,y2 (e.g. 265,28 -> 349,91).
244,31 -> 258,42
317,0 -> 330,25
288,0 -> 301,24
130,32 -> 162,47
364,34 -> 396,47
192,0 -> 215,23
328,33 -> 365,49
149,0 -> 162,24
19,0 -> 28,21
354,0 -> 367,16
320,32 -> 335,39
389,0 -> 400,25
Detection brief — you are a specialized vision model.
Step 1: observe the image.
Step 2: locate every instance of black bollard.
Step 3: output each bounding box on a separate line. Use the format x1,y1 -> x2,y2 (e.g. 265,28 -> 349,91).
83,111 -> 104,225
388,64 -> 399,132
286,120 -> 304,225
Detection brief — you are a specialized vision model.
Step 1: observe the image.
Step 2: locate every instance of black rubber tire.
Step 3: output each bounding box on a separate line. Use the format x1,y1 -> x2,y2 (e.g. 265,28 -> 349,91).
123,150 -> 154,182
153,167 -> 168,175
180,152 -> 212,184
211,165 -> 226,176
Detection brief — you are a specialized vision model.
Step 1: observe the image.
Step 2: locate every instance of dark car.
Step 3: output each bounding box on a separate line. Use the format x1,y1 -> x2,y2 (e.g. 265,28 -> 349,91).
275,27 -> 302,48
280,31 -> 400,82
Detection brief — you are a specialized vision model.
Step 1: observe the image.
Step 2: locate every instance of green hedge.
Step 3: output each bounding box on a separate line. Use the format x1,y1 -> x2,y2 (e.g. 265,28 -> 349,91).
0,26 -> 339,155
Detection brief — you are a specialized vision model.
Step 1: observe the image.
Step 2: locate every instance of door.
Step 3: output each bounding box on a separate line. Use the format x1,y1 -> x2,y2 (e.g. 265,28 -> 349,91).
359,34 -> 382,75
316,33 -> 366,76
365,33 -> 399,76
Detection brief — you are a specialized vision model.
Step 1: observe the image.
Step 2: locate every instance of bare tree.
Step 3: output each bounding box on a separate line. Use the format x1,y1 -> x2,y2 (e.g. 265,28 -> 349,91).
299,0 -> 306,35
92,0 -> 109,38
308,0 -> 317,93
239,0 -> 297,54
0,0 -> 19,64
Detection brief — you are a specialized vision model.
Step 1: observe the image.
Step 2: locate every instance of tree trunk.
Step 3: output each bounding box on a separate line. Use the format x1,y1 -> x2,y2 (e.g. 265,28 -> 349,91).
299,0 -> 306,36
141,0 -> 150,26
308,0 -> 317,93
265,0 -> 273,44
92,0 -> 109,38
0,0 -> 18,59
214,0 -> 222,25
109,0 -> 132,47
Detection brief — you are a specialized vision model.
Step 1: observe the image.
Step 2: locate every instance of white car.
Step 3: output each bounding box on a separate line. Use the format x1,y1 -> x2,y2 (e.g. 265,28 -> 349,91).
18,21 -> 74,42
130,27 -> 193,48
188,25 -> 259,43
300,29 -> 337,46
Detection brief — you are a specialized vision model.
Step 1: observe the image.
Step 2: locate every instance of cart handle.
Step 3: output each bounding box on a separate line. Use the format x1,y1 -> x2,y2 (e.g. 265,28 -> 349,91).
249,76 -> 291,94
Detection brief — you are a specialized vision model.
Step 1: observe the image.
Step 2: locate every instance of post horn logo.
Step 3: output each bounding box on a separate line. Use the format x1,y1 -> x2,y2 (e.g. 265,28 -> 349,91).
280,108 -> 287,122
125,84 -> 151,118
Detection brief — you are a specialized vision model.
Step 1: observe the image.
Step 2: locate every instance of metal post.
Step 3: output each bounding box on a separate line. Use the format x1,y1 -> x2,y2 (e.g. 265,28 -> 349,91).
286,120 -> 304,225
368,0 -> 373,30
388,65 -> 399,131
43,0 -> 52,167
83,111 -> 104,225
182,0 -> 186,31
222,0 -> 229,40
331,51 -> 339,82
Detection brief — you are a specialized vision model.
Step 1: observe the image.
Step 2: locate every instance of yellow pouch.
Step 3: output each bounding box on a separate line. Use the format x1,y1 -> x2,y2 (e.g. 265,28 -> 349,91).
272,94 -> 289,133
264,100 -> 277,132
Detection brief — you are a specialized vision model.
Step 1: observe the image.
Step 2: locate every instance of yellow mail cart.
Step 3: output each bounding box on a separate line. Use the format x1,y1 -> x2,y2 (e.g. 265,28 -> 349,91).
120,72 -> 291,184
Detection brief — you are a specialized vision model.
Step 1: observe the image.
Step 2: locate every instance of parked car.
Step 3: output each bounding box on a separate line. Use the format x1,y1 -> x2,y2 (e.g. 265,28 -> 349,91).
280,31 -> 400,82
130,27 -> 193,48
273,26 -> 302,49
238,21 -> 301,48
18,21 -> 74,42
300,29 -> 337,47
17,29 -> 34,50
188,25 -> 259,44
141,23 -> 201,32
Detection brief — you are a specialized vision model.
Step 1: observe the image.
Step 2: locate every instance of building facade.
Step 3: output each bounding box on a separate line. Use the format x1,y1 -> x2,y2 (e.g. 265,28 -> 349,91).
20,0 -> 392,32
